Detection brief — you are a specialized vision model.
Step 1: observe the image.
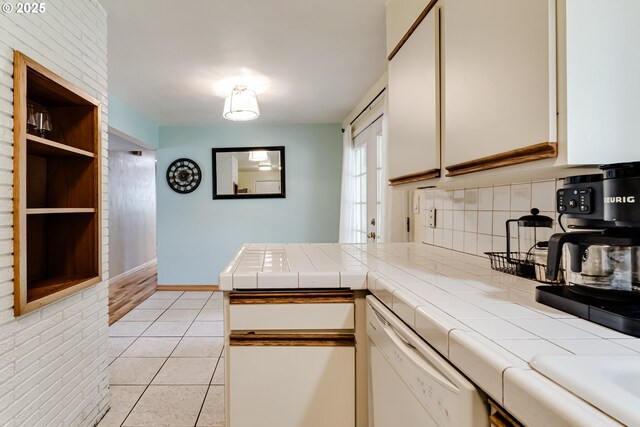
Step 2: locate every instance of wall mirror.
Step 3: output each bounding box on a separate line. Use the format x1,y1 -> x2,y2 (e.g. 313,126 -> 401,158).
212,146 -> 286,199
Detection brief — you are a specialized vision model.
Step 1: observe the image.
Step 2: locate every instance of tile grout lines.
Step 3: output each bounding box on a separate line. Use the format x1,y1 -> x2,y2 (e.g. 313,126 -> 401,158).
107,291 -> 223,427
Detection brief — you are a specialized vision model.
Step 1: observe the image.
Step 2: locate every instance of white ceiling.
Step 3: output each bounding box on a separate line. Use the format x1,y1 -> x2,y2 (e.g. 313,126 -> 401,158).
101,0 -> 387,126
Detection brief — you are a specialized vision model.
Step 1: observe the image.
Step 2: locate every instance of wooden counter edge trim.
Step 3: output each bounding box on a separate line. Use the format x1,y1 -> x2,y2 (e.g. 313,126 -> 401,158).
229,333 -> 355,347
444,142 -> 558,177
389,168 -> 441,186
388,0 -> 439,61
229,290 -> 354,304
157,285 -> 219,291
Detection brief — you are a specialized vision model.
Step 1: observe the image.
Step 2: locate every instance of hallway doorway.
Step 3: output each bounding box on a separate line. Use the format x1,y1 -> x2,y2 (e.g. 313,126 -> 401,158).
108,129 -> 158,322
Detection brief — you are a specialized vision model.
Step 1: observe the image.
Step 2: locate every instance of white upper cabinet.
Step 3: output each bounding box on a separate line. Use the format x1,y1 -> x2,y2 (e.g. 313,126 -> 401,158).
387,5 -> 440,183
562,0 -> 640,165
441,0 -> 557,175
386,0 -> 431,57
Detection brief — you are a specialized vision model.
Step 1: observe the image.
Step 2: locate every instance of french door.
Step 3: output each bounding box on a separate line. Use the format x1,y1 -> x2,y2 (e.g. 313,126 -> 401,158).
352,116 -> 384,243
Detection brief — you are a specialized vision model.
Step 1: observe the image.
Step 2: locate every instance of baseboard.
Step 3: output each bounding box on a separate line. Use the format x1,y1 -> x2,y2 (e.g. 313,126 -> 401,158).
109,259 -> 157,283
156,285 -> 220,291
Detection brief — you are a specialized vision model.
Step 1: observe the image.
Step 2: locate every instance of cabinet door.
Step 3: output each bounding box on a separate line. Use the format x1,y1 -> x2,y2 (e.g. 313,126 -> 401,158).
387,7 -> 440,183
563,0 -> 640,164
441,0 -> 556,173
229,344 -> 355,427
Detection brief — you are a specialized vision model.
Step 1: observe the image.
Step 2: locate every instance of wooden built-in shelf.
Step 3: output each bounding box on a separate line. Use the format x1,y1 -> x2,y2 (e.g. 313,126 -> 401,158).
27,134 -> 95,158
13,51 -> 101,316
26,208 -> 95,215
25,275 -> 101,313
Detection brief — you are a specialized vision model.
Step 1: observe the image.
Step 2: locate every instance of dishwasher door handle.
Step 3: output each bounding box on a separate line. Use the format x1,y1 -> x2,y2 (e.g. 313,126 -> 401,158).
380,322 -> 460,393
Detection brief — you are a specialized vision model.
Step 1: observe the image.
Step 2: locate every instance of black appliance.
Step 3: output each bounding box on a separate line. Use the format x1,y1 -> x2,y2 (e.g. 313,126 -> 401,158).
536,162 -> 640,337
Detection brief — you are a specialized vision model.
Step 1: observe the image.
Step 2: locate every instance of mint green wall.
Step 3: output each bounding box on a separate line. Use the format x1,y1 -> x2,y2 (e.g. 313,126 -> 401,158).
157,124 -> 342,284
109,93 -> 159,148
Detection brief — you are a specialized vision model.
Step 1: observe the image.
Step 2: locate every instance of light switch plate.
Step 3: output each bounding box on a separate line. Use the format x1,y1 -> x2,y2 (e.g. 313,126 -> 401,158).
427,208 -> 436,228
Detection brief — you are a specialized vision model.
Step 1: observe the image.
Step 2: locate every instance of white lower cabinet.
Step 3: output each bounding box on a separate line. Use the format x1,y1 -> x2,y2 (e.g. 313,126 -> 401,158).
225,290 -> 359,427
229,344 -> 355,427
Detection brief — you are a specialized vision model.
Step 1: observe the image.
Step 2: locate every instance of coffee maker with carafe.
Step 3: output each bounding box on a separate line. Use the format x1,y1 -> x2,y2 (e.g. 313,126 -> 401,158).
537,162 -> 640,337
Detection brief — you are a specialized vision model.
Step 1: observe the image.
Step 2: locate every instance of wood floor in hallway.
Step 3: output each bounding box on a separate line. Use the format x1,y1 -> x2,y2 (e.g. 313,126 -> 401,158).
109,261 -> 158,325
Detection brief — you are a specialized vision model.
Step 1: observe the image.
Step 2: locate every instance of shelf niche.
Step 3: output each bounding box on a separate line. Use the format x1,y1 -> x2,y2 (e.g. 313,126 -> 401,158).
13,51 -> 102,316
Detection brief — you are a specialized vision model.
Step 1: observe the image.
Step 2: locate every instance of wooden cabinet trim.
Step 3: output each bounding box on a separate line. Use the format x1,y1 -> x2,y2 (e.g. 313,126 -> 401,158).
229,333 -> 355,347
229,290 -> 354,304
445,142 -> 558,177
388,0 -> 439,61
389,168 -> 440,186
14,51 -> 28,315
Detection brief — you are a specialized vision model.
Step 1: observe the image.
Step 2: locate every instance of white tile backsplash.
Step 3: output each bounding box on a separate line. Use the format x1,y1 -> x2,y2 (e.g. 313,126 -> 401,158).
511,183 -> 532,211
492,211 -> 512,237
464,211 -> 478,233
464,232 -> 478,254
478,187 -> 494,211
421,180 -> 558,257
443,210 -> 454,230
453,189 -> 465,210
532,181 -> 557,211
453,211 -> 465,231
493,185 -> 511,211
443,229 -> 453,248
478,211 -> 493,235
478,234 -> 493,254
464,188 -> 479,210
453,231 -> 464,251
444,190 -> 454,210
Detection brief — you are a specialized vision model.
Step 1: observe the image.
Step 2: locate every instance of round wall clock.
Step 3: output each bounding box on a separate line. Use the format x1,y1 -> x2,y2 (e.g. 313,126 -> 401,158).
166,158 -> 202,194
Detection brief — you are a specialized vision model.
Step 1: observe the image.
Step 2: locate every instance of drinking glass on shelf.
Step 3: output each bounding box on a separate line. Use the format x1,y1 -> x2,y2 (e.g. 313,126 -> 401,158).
40,109 -> 52,137
35,109 -> 52,138
27,103 -> 37,131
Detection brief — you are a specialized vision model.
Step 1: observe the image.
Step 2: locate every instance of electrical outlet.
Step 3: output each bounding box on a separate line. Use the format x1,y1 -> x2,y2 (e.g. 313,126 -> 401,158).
427,208 -> 436,228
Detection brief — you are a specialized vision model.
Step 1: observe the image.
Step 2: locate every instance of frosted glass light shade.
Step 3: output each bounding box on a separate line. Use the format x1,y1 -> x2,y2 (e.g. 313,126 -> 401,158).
223,86 -> 260,121
258,165 -> 271,171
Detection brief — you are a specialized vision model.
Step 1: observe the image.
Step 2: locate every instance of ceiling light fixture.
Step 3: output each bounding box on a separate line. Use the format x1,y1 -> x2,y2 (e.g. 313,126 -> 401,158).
223,85 -> 260,121
249,151 -> 269,162
258,165 -> 272,171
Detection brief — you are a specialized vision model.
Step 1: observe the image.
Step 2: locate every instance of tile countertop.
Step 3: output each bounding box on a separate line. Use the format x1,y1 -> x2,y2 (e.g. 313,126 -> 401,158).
220,243 -> 635,426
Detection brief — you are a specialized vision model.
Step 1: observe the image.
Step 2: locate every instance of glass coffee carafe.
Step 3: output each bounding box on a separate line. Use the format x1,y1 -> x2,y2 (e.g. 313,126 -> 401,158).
562,242 -> 640,293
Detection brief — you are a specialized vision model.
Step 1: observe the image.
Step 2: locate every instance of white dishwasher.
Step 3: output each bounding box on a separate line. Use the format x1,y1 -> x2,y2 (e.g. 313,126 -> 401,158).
366,296 -> 488,427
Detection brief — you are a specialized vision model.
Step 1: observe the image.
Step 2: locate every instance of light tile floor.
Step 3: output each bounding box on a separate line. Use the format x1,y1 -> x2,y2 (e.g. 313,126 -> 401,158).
99,291 -> 225,427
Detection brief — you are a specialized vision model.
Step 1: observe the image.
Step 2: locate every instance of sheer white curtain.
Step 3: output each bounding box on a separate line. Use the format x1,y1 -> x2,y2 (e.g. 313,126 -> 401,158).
338,126 -> 355,243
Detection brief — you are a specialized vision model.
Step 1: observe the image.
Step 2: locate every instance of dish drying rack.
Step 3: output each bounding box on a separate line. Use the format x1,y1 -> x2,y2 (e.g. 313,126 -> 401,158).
485,252 -> 564,285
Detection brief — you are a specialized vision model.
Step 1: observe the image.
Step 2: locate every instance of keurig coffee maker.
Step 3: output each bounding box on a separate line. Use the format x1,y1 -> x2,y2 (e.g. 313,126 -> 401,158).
537,162 -> 640,337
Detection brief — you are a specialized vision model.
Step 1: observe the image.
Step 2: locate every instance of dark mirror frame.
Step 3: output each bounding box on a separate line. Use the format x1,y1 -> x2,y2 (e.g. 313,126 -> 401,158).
212,146 -> 286,199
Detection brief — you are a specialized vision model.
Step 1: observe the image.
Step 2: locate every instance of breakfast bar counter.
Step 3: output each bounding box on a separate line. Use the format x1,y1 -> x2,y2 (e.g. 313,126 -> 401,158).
221,243 -> 640,426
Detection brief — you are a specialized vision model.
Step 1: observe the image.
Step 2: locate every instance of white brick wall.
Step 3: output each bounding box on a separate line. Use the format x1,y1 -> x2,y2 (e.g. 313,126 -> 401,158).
0,1 -> 109,426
